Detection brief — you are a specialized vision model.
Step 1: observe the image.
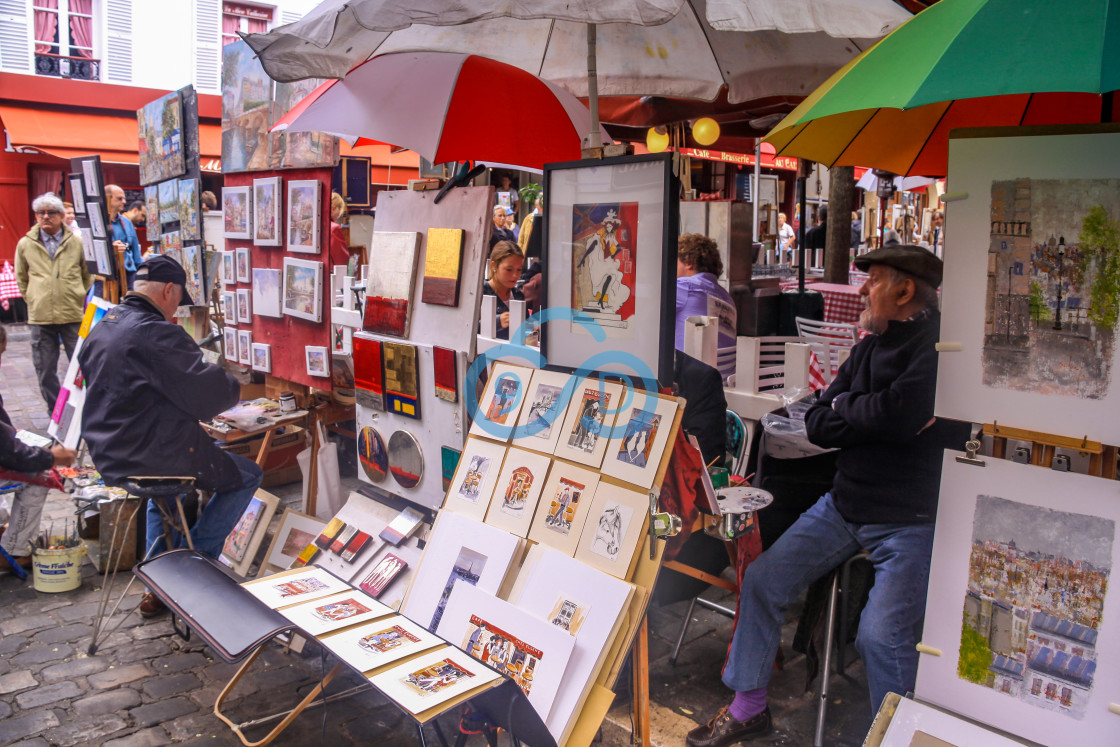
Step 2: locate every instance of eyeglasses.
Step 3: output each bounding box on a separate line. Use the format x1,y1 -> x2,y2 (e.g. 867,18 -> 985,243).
35,210 -> 61,216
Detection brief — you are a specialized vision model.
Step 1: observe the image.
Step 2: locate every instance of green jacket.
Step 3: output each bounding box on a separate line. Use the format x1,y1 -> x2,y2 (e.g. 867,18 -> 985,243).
15,225 -> 91,325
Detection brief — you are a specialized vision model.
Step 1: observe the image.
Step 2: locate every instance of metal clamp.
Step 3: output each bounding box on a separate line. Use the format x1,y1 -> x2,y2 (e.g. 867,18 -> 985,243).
956,439 -> 986,467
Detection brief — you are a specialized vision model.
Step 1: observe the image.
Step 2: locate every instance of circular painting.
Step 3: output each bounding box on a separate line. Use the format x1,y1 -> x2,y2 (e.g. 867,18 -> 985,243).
357,426 -> 388,483
388,430 -> 424,489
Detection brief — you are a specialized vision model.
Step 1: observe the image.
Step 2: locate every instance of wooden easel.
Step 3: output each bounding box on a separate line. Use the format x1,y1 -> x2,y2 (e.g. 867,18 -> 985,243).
982,422 -> 1117,478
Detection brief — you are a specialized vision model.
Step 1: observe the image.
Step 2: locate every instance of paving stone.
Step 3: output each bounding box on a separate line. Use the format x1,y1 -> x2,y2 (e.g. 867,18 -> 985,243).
72,687 -> 143,716
0,699 -> 11,719
153,651 -> 207,673
130,696 -> 199,727
0,669 -> 38,693
32,622 -> 93,645
11,643 -> 74,666
114,639 -> 171,663
173,734 -> 242,747
0,634 -> 29,654
55,601 -> 106,622
141,672 -> 202,699
102,726 -> 171,747
0,710 -> 62,744
40,656 -> 110,681
132,620 -> 175,640
9,739 -> 51,747
87,663 -> 151,690
163,711 -> 223,741
0,659 -> 10,676
45,714 -> 128,746
14,680 -> 83,709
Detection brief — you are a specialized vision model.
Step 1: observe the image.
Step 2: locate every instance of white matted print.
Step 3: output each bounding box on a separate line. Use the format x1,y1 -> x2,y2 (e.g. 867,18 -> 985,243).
223,186 -> 251,239
252,267 -> 283,318
251,342 -> 271,373
264,509 -> 326,571
223,326 -> 238,362
526,462 -> 601,556
938,130 -> 1120,443
237,329 -> 252,366
483,447 -> 552,538
221,249 -> 236,285
305,346 -> 330,378
880,696 -> 1024,747
221,290 -> 237,322
574,484 -> 648,578
444,437 -> 508,522
368,645 -> 500,716
286,179 -> 321,253
436,580 -> 575,724
235,246 -> 251,283
283,257 -> 323,322
552,377 -> 624,469
599,392 -> 677,489
468,362 -> 532,442
279,589 -> 393,637
253,176 -> 282,246
510,369 -> 577,455
320,614 -> 442,674
236,288 -> 252,323
916,453 -> 1120,747
242,566 -> 349,609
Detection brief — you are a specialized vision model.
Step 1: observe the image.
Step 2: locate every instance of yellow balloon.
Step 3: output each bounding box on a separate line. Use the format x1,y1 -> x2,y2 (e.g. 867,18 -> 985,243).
646,127 -> 669,153
693,117 -> 720,146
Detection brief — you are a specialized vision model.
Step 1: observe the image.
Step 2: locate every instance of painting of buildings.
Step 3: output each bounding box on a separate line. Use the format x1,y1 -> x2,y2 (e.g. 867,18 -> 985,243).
982,179 -> 1120,398
959,494 -> 1113,719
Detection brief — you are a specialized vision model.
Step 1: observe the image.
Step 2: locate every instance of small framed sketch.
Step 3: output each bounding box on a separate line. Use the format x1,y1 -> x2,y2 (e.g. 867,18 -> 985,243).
573,484 -> 648,578
282,257 -> 324,322
444,437 -> 508,522
251,342 -> 271,373
468,362 -> 532,442
252,267 -> 283,318
527,462 -> 601,556
305,346 -> 330,378
599,392 -> 678,489
552,377 -> 625,469
223,326 -> 238,362
79,156 -> 102,198
221,290 -> 237,322
88,207 -> 106,239
483,447 -> 553,537
221,250 -> 236,285
253,176 -> 283,246
286,179 -> 321,253
237,329 -> 252,366
235,246 -> 251,283
264,509 -> 326,572
223,185 -> 252,239
69,175 -> 85,214
220,489 -> 280,577
92,239 -> 113,276
236,287 -> 252,323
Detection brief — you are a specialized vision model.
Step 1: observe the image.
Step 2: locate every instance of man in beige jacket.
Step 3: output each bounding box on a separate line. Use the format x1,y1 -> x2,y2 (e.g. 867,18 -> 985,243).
15,192 -> 91,409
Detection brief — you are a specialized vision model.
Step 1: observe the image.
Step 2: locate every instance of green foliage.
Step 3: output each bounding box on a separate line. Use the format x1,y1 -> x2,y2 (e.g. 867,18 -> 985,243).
1029,280 -> 1051,322
957,612 -> 993,684
518,182 -> 543,209
1081,205 -> 1120,329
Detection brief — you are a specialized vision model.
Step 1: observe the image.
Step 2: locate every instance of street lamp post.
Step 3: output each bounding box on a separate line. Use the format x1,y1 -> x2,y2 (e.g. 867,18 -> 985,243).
1053,236 -> 1066,331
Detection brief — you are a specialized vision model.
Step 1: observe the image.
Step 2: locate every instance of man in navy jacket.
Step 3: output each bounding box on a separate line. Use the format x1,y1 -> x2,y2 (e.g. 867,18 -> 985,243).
688,245 -> 970,746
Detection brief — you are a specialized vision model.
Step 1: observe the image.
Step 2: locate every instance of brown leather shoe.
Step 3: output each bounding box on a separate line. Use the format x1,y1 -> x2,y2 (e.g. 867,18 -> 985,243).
139,592 -> 166,618
686,706 -> 772,747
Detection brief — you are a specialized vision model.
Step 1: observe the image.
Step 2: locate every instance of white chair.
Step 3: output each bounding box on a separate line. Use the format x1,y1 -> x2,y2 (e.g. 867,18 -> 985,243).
794,317 -> 860,383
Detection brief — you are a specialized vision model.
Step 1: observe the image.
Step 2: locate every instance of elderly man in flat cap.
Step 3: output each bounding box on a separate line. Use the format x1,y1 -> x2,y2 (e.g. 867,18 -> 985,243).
688,245 -> 970,745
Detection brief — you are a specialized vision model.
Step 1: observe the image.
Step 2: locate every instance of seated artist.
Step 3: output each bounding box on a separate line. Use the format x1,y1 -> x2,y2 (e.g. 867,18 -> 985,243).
482,241 -> 525,341
0,324 -> 77,570
78,256 -> 263,617
687,245 -> 970,745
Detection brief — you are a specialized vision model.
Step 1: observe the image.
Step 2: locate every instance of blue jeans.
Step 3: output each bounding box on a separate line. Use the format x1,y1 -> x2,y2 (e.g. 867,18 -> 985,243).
722,493 -> 934,714
145,453 -> 263,559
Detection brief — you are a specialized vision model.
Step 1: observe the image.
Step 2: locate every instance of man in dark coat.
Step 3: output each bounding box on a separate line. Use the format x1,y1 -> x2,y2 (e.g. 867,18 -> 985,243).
79,256 -> 262,615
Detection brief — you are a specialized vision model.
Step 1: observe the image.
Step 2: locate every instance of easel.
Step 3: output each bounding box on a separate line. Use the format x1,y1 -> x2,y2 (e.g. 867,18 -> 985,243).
982,422 -> 1117,478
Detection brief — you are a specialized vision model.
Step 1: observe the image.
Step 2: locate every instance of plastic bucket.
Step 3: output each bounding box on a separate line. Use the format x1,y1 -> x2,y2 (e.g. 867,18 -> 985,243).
32,543 -> 88,593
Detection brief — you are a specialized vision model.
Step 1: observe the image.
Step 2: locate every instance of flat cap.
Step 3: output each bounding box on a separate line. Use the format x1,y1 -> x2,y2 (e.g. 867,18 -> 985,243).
854,244 -> 943,288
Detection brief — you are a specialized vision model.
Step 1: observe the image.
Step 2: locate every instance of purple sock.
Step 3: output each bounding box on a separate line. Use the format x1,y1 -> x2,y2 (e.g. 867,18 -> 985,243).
728,687 -> 767,722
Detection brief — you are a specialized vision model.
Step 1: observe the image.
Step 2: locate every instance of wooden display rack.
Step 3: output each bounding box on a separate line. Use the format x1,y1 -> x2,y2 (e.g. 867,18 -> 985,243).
981,422 -> 1118,478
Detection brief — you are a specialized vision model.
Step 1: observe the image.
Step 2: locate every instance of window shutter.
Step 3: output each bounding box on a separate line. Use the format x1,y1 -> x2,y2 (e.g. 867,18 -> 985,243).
0,0 -> 31,72
280,10 -> 302,26
194,0 -> 220,92
104,0 -> 133,82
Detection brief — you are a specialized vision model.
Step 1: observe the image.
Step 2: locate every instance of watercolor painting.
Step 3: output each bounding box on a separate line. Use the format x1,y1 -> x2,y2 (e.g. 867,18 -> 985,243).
178,178 -> 200,240
544,478 -> 584,536
223,186 -> 251,239
428,547 -> 486,632
286,179 -> 321,253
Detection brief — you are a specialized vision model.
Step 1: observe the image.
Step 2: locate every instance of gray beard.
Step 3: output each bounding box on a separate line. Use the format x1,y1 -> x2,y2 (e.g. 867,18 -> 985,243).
860,308 -> 888,335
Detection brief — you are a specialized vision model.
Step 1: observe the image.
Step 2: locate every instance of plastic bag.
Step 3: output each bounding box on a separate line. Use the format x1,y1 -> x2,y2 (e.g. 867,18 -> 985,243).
297,421 -> 343,520
760,392 -> 835,460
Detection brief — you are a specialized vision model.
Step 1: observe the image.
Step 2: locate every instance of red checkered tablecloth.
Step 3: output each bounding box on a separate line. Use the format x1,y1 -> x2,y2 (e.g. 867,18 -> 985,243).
806,282 -> 863,326
0,262 -> 21,311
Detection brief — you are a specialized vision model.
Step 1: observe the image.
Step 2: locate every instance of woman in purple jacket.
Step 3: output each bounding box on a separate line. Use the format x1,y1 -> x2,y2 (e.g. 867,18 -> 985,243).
675,233 -> 736,354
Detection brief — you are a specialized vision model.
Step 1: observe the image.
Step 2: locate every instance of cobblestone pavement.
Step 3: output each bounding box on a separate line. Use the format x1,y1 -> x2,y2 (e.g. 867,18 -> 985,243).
0,325 -> 872,746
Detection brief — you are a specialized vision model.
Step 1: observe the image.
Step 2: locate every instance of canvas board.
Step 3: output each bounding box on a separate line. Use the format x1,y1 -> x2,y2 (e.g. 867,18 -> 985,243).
573,483 -> 649,579
137,92 -> 185,185
526,462 -> 601,556
551,377 -> 624,469
320,614 -> 443,674
483,447 -> 553,538
182,244 -> 204,308
363,231 -> 421,338
287,179 -> 321,253
223,186 -> 251,239
510,369 -> 578,455
436,581 -> 576,725
236,288 -> 252,324
252,267 -> 282,318
915,453 -> 1120,746
880,697 -> 1026,747
264,509 -> 326,572
599,392 -> 677,489
279,589 -> 393,636
368,645 -> 501,716
235,247 -> 251,284
282,257 -> 324,323
400,511 -> 522,632
251,342 -> 271,373
443,437 -> 508,522
938,129 -> 1120,442
468,362 -> 532,441
253,176 -> 282,246
514,546 -> 635,742
243,566 -> 349,609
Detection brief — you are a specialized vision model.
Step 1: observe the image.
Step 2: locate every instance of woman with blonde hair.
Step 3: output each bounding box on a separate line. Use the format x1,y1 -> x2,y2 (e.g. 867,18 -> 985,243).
329,192 -> 349,267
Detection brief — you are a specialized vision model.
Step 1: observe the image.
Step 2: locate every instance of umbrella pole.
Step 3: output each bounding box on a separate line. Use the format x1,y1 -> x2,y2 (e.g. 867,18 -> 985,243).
752,141 -> 761,246
586,23 -> 602,149
797,173 -> 807,293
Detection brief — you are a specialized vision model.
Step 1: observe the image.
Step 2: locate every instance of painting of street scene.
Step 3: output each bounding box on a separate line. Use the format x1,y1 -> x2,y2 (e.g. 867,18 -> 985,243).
570,202 -> 638,334
137,92 -> 185,185
272,79 -> 338,169
428,548 -> 486,632
958,494 -> 1114,719
460,615 -> 543,697
982,179 -> 1120,398
221,40 -> 273,173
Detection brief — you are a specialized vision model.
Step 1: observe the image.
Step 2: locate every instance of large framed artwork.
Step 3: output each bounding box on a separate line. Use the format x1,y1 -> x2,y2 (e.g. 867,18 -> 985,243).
937,127 -> 1120,443
137,91 -> 185,186
915,453 -> 1120,746
542,153 -> 678,385
282,257 -> 324,323
286,179 -> 321,253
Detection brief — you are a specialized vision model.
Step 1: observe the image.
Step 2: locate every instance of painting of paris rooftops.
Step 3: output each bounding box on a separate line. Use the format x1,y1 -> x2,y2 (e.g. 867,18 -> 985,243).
983,179 -> 1120,398
959,494 -> 1113,719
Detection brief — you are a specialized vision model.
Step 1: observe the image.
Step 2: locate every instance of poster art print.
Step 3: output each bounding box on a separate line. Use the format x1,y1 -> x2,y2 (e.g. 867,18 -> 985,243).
500,466 -> 535,517
525,383 -> 563,439
359,624 -> 420,653
544,478 -> 584,535
429,548 -> 486,632
457,455 -> 491,503
570,202 -> 638,333
958,494 -> 1113,719
312,597 -> 371,622
485,376 -> 519,425
402,658 -> 476,697
567,388 -> 611,454
274,577 -> 329,598
616,408 -> 661,468
461,615 -> 544,697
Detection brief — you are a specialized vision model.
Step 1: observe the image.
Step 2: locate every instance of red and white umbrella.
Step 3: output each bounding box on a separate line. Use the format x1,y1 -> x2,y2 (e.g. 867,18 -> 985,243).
271,51 -> 612,171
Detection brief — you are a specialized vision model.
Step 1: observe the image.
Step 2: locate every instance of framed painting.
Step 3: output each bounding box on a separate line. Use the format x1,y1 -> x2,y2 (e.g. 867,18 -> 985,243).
573,483 -> 648,579
331,323 -> 353,355
237,329 -> 252,366
468,362 -> 533,441
178,178 -> 200,240
143,184 -> 159,239
92,239 -> 113,276
220,489 -> 280,577
221,250 -> 236,286
551,376 -> 625,469
236,288 -> 252,323
137,91 -> 185,185
221,290 -> 237,322
282,257 -> 323,323
510,369 -> 577,455
223,326 -> 238,362
444,437 -> 508,522
915,454 -> 1120,747
305,346 -> 330,378
221,41 -> 273,173
263,509 -> 326,572
251,342 -> 271,373
223,186 -> 252,240
483,447 -> 553,538
69,175 -> 85,214
526,462 -> 601,557
362,231 -> 421,337
252,268 -> 283,318
599,391 -> 678,489
286,179 -> 321,253
78,155 -> 102,198
253,176 -> 283,246
542,153 -> 677,385
157,179 -> 179,227
88,207 -> 106,239
182,244 -> 205,308
235,246 -> 251,283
